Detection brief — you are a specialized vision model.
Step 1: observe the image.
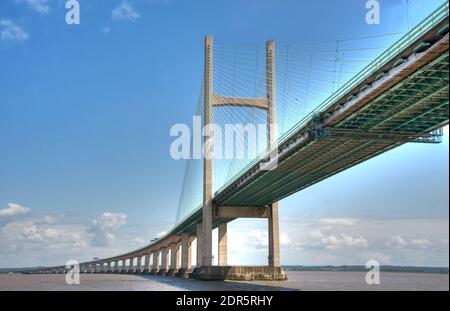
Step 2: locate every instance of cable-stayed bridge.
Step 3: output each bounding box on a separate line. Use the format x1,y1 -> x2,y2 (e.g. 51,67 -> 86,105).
31,3 -> 449,280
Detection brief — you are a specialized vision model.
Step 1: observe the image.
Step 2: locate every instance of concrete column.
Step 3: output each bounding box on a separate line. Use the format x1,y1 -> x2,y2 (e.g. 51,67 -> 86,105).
144,253 -> 150,272
268,202 -> 281,267
266,40 -> 281,268
218,223 -> 228,266
196,222 -> 203,268
160,248 -> 169,274
152,251 -> 159,273
202,35 -> 213,267
137,256 -> 142,273
107,262 -> 112,273
181,233 -> 192,269
128,257 -> 133,273
170,244 -> 180,270
121,259 -> 126,273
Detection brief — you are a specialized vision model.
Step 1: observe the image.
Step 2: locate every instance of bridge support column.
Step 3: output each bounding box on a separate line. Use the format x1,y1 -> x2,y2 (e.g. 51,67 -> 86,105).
168,244 -> 180,276
144,253 -> 151,273
127,257 -> 133,274
177,233 -> 193,278
196,222 -> 203,268
202,35 -> 214,269
268,203 -> 281,267
151,251 -> 160,274
121,259 -> 126,273
136,256 -> 142,274
158,248 -> 169,275
218,223 -> 227,266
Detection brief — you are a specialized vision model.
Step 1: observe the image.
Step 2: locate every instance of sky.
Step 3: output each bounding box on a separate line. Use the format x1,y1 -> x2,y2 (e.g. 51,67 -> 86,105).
0,0 -> 448,268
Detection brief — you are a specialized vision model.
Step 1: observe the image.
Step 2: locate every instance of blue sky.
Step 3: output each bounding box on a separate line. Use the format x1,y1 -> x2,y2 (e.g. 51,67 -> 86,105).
0,0 -> 448,268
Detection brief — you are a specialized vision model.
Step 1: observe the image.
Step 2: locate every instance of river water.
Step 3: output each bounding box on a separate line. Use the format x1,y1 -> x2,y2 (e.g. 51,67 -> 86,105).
0,271 -> 447,291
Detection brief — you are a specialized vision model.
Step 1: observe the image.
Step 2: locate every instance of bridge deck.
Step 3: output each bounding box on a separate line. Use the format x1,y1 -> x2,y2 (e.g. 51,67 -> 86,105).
214,44 -> 448,205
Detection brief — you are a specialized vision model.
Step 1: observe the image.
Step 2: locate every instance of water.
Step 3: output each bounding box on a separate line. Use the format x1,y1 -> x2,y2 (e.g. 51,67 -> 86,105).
0,271 -> 448,291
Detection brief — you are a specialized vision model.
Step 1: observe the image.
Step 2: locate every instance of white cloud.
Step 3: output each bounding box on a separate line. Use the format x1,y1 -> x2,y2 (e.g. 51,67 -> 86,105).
0,210 -> 168,268
387,235 -> 408,247
112,1 -> 140,22
133,237 -> 146,246
0,20 -> 29,42
387,235 -> 432,249
0,203 -> 30,217
89,212 -> 127,247
42,215 -> 57,224
320,233 -> 368,249
15,0 -> 50,14
226,216 -> 448,266
101,27 -> 110,34
411,238 -> 431,248
43,227 -> 59,239
1,219 -> 88,261
21,223 -> 43,241
319,218 -> 357,226
280,232 -> 290,245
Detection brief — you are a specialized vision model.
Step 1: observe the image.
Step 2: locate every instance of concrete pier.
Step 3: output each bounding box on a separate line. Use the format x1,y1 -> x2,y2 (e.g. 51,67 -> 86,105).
194,266 -> 287,281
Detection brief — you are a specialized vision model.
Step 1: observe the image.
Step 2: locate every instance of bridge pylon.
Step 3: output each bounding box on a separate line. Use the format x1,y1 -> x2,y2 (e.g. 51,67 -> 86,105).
195,35 -> 286,280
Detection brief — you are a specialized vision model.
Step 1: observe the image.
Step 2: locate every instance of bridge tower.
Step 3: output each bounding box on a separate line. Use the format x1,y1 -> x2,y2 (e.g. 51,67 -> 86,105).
198,36 -> 285,280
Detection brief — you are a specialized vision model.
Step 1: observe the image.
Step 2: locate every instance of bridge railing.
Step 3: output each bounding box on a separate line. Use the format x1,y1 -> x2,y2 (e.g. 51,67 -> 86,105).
213,1 -> 449,197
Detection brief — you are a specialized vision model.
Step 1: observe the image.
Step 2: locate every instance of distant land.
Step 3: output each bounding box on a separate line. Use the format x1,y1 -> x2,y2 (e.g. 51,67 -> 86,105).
0,265 -> 448,274
283,265 -> 449,274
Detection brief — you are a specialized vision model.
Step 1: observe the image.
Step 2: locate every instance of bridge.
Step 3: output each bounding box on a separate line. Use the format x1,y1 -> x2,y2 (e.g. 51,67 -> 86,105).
30,3 -> 449,280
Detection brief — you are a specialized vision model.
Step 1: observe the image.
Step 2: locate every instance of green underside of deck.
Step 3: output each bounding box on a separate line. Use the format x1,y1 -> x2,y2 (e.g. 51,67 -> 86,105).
336,53 -> 449,133
216,53 -> 449,207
